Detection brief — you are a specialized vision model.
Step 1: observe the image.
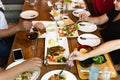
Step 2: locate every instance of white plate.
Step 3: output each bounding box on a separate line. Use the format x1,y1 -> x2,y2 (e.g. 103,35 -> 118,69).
72,9 -> 90,17
32,21 -> 57,38
41,70 -> 77,80
77,34 -> 101,47
78,22 -> 97,32
20,10 -> 39,19
44,37 -> 69,65
6,60 -> 40,80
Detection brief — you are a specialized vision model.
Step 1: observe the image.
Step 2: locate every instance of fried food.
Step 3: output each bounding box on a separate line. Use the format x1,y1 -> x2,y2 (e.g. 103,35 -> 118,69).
52,7 -> 58,16
48,74 -> 66,80
47,46 -> 65,55
79,48 -> 88,54
33,22 -> 46,34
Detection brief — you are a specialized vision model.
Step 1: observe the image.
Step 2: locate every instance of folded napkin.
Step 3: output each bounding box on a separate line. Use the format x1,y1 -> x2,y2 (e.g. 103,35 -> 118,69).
47,1 -> 53,7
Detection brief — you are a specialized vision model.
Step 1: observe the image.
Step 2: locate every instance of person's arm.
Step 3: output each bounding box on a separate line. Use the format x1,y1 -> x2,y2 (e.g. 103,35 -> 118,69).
69,39 -> 120,61
0,58 -> 42,80
0,21 -> 32,38
0,25 -> 20,38
79,13 -> 109,25
85,39 -> 120,59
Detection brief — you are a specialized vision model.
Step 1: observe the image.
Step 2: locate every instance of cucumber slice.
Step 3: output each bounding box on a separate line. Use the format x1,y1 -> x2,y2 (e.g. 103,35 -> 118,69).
92,55 -> 105,64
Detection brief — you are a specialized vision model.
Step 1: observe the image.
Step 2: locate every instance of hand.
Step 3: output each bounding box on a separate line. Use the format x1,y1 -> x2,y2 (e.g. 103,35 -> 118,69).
18,21 -> 32,31
68,50 -> 87,61
8,23 -> 17,28
79,13 -> 89,22
66,50 -> 79,67
19,58 -> 42,71
79,2 -> 86,9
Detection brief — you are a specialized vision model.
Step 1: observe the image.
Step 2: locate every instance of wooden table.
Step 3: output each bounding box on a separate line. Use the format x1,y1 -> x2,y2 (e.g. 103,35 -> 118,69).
7,0 -> 119,80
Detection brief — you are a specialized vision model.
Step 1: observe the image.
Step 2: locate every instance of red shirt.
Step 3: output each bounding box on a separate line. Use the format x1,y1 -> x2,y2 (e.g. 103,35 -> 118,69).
92,0 -> 114,16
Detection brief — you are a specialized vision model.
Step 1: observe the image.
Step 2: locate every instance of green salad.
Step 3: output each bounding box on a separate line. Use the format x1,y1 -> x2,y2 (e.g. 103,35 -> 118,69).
15,71 -> 33,80
92,55 -> 106,64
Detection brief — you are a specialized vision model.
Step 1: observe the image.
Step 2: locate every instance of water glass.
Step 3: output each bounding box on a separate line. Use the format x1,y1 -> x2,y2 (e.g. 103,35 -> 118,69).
55,1 -> 62,10
54,15 -> 60,21
29,0 -> 37,6
101,67 -> 111,80
60,2 -> 68,16
29,0 -> 38,10
89,66 -> 99,80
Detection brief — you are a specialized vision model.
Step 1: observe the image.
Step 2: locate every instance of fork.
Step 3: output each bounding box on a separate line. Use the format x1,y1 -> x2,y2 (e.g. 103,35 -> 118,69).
59,64 -> 68,76
44,55 -> 49,66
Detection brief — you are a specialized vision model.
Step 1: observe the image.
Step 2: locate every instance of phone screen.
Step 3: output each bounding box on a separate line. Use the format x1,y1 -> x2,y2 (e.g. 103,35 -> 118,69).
13,49 -> 23,60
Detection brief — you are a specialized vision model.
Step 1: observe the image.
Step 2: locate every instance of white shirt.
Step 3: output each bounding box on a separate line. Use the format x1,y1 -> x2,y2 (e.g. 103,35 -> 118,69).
0,0 -> 4,10
0,0 -> 8,29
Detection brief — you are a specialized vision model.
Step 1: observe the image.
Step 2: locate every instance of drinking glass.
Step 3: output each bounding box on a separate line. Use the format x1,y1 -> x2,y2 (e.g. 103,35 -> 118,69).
101,67 -> 111,80
60,2 -> 68,16
29,0 -> 38,10
26,31 -> 38,56
89,66 -> 99,80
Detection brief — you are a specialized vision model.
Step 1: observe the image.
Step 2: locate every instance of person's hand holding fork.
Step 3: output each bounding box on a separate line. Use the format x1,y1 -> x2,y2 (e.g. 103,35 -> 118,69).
67,49 -> 89,67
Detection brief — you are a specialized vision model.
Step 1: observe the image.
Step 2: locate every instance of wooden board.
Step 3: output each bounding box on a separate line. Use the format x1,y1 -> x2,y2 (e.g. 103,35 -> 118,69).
76,54 -> 118,79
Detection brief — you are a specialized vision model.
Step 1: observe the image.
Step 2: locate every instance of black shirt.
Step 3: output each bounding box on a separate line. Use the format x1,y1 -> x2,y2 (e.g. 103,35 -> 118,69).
100,9 -> 120,64
107,8 -> 119,22
101,9 -> 120,41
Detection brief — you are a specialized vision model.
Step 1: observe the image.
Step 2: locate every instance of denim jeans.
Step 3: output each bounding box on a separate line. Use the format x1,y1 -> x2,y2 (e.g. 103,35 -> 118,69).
0,35 -> 14,58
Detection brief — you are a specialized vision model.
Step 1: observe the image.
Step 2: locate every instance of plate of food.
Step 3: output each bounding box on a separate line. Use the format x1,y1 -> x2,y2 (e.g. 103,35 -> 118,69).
6,60 -> 40,80
72,9 -> 90,17
57,24 -> 79,37
78,22 -> 97,32
32,21 -> 57,38
20,10 -> 39,19
77,33 -> 101,47
41,70 -> 77,80
44,37 -> 69,65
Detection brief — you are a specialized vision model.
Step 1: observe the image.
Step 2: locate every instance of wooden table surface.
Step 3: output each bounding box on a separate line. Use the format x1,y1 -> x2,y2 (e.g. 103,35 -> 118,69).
7,0 -> 119,80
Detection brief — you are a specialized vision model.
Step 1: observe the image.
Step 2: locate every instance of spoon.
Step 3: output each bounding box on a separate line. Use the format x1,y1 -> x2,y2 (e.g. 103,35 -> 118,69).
80,37 -> 100,40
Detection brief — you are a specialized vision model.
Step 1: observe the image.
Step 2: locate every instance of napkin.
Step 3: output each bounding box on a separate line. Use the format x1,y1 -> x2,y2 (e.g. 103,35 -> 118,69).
47,1 -> 53,7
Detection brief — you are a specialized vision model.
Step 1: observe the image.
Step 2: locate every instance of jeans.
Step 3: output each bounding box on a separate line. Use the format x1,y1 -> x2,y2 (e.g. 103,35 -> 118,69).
0,35 -> 14,58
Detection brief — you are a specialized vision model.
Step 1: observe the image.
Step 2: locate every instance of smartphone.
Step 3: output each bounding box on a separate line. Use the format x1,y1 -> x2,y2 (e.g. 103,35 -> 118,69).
12,48 -> 24,61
